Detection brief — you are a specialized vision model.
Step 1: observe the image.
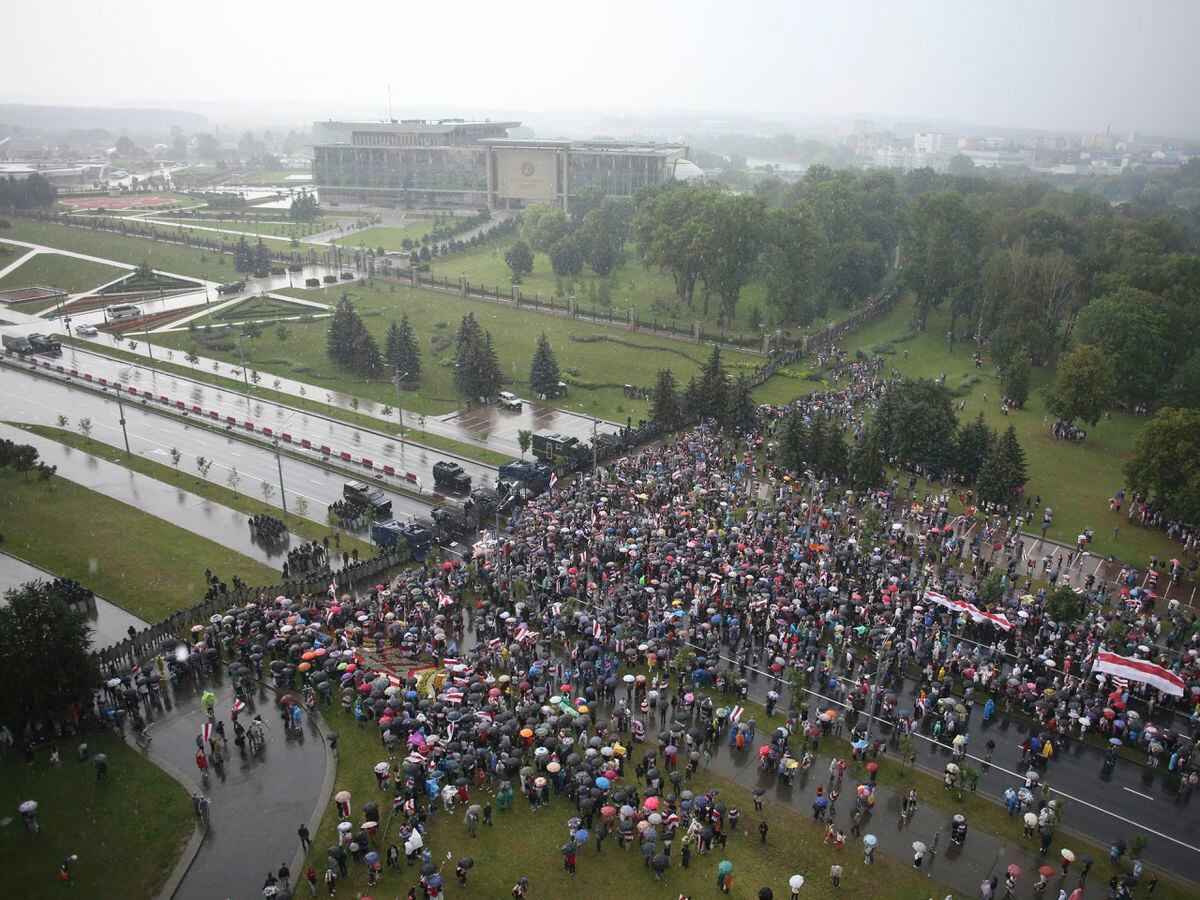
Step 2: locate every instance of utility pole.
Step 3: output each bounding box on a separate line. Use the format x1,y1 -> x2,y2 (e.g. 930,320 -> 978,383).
236,333 -> 251,410
143,318 -> 154,361
114,389 -> 131,455
592,418 -> 598,474
274,439 -> 288,517
394,368 -> 409,439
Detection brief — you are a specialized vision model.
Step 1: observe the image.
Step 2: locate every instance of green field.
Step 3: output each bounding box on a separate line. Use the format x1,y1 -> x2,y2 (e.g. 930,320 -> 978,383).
157,279 -> 765,421
430,236 -> 778,339
0,731 -> 193,899
303,698 -> 946,900
0,251 -> 125,295
151,217 -> 324,239
1,217 -> 237,280
337,220 -> 434,252
0,468 -> 279,621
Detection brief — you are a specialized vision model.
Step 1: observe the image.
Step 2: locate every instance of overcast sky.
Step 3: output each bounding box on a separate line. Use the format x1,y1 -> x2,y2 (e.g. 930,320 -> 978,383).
4,0 -> 1198,136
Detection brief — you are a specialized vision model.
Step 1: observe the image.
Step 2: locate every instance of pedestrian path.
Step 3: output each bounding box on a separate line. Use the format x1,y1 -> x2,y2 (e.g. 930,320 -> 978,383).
0,551 -> 146,646
142,671 -> 328,899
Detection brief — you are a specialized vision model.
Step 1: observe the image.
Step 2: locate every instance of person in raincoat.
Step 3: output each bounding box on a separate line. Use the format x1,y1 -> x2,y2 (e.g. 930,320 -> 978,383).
717,859 -> 734,892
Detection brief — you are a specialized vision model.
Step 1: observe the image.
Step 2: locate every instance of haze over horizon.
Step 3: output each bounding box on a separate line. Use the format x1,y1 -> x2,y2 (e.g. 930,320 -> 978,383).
2,0 -> 1199,138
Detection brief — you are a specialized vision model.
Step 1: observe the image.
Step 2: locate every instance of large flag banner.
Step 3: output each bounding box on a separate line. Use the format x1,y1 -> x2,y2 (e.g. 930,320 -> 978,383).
1091,651 -> 1185,697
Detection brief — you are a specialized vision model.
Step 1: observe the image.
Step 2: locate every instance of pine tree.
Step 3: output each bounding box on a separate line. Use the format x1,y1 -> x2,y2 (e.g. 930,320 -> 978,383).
454,313 -> 484,398
253,239 -> 271,272
649,368 -> 682,429
779,411 -> 808,472
680,376 -> 702,423
478,331 -> 502,399
848,424 -> 887,492
698,345 -> 728,422
385,320 -> 404,369
817,417 -> 849,479
529,332 -> 561,397
954,413 -> 995,481
352,319 -> 383,376
395,312 -> 421,381
326,294 -> 360,369
977,424 -> 1027,505
724,374 -> 756,430
233,237 -> 253,273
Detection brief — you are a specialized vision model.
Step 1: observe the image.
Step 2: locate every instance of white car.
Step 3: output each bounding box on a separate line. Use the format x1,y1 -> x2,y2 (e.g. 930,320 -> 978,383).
74,323 -> 99,336
498,391 -> 522,410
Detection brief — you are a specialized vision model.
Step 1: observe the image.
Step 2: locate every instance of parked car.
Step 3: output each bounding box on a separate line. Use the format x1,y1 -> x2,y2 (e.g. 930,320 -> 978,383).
74,323 -> 99,336
498,391 -> 523,410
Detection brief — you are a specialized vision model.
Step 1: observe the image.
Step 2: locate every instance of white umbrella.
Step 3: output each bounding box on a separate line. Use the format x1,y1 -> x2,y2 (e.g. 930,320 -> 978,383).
912,841 -> 927,853
789,874 -> 805,890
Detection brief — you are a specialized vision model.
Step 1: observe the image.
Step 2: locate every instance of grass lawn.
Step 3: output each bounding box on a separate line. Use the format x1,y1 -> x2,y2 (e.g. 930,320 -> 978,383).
206,294 -> 323,323
9,423 -> 373,558
429,236 -> 782,341
0,253 -> 124,295
302,700 -> 946,900
338,222 -> 434,252
0,732 -> 193,899
1,217 -> 235,280
158,279 -> 764,423
154,217 -> 325,239
141,220 -> 294,251
0,469 -> 279,621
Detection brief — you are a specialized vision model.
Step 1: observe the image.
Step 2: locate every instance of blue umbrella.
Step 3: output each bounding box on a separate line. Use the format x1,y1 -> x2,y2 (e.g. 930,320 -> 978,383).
575,829 -> 589,842
852,739 -> 869,750
595,776 -> 611,789
429,874 -> 443,888
1109,738 -> 1122,746
364,851 -> 380,864
814,796 -> 828,808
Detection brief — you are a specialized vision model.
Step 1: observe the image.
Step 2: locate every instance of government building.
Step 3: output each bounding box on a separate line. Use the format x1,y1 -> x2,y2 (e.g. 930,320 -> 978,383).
311,119 -> 696,210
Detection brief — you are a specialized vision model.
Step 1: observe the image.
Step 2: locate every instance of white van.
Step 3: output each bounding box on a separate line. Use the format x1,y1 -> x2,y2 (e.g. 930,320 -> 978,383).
104,303 -> 142,320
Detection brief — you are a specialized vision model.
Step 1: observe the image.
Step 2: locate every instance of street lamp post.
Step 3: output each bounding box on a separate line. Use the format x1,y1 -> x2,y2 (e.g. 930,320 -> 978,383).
274,438 -> 288,518
114,389 -> 131,455
393,367 -> 409,439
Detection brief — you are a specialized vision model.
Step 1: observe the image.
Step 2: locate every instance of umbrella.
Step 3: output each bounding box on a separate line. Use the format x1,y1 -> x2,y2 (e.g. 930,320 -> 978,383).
1007,864 -> 1022,878
335,790 -> 351,803
575,829 -> 589,842
1061,849 -> 1075,862
912,841 -> 926,853
18,800 -> 38,814
1039,865 -> 1054,877
459,856 -> 474,870
1024,813 -> 1038,827
789,875 -> 805,891
863,834 -> 877,848
595,776 -> 611,789
364,851 -> 380,864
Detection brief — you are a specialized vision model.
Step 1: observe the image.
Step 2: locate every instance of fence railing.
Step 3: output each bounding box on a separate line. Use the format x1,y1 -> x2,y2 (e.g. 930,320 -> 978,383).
96,550 -> 406,670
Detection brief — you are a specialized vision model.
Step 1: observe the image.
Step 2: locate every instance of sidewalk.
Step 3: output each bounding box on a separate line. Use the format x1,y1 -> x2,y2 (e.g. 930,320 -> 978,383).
140,669 -> 328,900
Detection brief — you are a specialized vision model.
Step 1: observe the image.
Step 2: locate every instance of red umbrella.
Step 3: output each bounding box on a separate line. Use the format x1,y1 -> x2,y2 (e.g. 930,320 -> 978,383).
1038,866 -> 1054,878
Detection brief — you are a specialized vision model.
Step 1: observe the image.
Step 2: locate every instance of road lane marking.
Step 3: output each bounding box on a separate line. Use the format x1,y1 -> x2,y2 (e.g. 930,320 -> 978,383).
1123,787 -> 1154,800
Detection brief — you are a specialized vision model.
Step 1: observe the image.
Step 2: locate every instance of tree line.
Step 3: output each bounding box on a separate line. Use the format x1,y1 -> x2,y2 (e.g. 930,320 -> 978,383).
0,174 -> 56,209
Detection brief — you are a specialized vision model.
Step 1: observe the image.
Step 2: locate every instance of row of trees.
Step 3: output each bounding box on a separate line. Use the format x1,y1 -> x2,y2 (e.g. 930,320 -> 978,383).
0,173 -> 56,209
232,237 -> 272,274
649,347 -> 757,432
512,190 -> 635,280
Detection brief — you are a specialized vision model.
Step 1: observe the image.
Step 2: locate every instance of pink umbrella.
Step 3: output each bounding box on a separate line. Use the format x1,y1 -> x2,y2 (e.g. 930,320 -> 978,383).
643,796 -> 660,811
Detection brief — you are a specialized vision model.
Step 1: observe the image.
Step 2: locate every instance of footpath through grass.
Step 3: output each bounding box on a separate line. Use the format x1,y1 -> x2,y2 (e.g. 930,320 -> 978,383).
0,469 -> 278,621
1,217 -> 238,280
304,699 -> 945,900
9,423 -> 373,558
0,731 -> 192,899
0,253 -> 124,295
